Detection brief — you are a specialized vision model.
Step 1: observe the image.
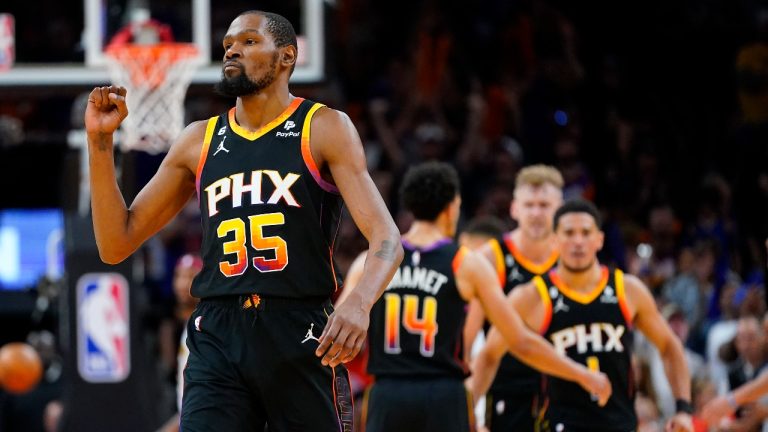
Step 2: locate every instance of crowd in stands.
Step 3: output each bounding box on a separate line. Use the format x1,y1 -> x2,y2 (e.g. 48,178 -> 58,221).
3,0 -> 768,430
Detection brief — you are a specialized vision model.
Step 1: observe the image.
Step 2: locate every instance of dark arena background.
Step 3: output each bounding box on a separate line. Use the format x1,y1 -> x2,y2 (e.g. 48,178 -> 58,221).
0,0 -> 767,430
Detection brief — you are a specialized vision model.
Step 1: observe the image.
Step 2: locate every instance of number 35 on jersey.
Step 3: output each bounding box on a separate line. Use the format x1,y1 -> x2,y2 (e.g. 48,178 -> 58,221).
204,169 -> 301,278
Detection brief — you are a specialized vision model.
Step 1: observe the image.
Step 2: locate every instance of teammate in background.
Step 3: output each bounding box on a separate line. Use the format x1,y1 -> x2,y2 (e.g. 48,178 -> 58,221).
464,165 -> 563,431
344,162 -> 610,432
85,10 -> 402,432
469,199 -> 693,432
458,216 -> 508,250
458,216 -> 507,362
157,254 -> 202,432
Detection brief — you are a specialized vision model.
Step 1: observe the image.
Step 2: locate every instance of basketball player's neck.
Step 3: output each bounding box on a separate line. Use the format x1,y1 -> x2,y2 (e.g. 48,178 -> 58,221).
403,219 -> 452,247
235,84 -> 293,131
509,229 -> 556,263
555,261 -> 602,293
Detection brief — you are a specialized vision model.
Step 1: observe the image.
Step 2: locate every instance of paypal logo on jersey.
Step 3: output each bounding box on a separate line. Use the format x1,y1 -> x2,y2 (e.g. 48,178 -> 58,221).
276,120 -> 300,137
77,273 -> 131,383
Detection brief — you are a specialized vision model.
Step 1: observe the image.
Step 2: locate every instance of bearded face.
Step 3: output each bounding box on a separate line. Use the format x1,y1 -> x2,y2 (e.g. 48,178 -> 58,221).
215,52 -> 279,97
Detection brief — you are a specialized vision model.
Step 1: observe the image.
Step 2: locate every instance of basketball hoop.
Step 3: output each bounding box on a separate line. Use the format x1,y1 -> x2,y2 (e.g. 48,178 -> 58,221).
105,43 -> 202,154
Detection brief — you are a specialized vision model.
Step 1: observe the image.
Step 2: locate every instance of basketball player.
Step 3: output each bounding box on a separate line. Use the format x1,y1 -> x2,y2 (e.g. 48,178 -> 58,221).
344,163 -> 611,432
84,11 -> 402,432
469,200 -> 693,432
464,165 -> 563,431
457,215 -> 507,250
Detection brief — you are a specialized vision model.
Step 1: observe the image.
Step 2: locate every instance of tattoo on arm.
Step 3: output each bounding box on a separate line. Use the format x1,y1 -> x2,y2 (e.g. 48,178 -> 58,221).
98,137 -> 110,152
374,239 -> 397,261
93,134 -> 112,152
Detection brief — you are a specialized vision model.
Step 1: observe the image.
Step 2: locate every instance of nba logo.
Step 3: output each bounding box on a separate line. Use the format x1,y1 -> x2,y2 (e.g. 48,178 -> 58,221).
0,14 -> 14,72
77,273 -> 130,383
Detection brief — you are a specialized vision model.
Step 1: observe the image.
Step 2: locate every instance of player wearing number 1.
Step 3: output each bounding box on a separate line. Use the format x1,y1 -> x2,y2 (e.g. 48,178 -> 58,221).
469,200 -> 694,432
84,10 -> 402,432
343,163 -> 611,432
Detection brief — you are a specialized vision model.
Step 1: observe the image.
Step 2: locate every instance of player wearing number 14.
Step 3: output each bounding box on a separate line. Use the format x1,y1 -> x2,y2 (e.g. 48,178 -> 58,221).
343,163 -> 611,432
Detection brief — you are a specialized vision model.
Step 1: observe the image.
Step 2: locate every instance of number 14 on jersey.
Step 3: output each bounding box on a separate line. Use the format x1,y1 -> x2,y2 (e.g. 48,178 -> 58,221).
384,293 -> 438,357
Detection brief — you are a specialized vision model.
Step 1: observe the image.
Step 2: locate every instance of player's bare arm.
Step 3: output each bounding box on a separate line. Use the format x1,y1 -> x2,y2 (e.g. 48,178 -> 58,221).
462,299 -> 484,361
702,369 -> 768,425
459,253 -> 611,405
85,86 -> 203,264
334,251 -> 367,307
626,274 -> 693,432
465,279 -> 518,402
308,107 -> 403,367
461,241 -> 497,359
467,278 -> 546,402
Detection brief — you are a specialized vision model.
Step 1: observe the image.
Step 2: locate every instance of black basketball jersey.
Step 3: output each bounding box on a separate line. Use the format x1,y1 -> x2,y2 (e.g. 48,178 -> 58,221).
536,267 -> 636,431
191,98 -> 344,299
367,239 -> 470,379
488,233 -> 559,394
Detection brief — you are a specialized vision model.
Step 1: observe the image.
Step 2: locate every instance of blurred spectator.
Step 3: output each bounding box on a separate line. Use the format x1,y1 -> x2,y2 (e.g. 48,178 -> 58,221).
627,204 -> 682,293
634,303 -> 705,419
156,254 -> 201,432
662,241 -> 719,347
726,315 -> 767,423
636,393 -> 663,432
707,280 -> 743,395
554,134 -> 595,201
690,376 -> 717,432
43,400 -> 62,432
687,173 -> 737,318
736,10 -> 768,126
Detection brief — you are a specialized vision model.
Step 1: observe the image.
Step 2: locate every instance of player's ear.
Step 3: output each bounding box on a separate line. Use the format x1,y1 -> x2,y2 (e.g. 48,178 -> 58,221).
281,45 -> 297,68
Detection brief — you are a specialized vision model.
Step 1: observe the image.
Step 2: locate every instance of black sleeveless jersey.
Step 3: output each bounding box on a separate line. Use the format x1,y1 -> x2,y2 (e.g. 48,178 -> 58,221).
191,98 -> 344,299
487,233 -> 559,394
367,239 -> 470,379
536,267 -> 636,430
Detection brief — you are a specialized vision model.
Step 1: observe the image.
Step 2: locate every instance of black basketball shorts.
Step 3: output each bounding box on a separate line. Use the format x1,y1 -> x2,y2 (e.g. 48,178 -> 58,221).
180,295 -> 353,432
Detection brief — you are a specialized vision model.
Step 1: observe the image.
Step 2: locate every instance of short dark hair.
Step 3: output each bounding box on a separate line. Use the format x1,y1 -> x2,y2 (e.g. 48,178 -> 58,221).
400,162 -> 460,221
553,199 -> 602,230
239,10 -> 298,74
461,216 -> 507,239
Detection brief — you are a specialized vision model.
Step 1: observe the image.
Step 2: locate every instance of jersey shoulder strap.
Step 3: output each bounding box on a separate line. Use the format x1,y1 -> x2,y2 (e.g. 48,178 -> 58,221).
532,275 -> 553,334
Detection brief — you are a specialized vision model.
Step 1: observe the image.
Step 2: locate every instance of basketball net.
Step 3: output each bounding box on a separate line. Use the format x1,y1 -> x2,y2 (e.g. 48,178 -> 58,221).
105,43 -> 202,154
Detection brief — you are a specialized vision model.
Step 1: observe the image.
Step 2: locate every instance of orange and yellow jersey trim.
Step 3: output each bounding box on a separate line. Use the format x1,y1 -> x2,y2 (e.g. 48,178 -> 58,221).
300,103 -> 339,194
227,97 -> 303,140
548,266 -> 610,305
487,239 -> 507,287
452,246 -> 470,275
195,117 -> 220,197
615,269 -> 634,328
532,275 -> 553,334
503,235 -> 560,275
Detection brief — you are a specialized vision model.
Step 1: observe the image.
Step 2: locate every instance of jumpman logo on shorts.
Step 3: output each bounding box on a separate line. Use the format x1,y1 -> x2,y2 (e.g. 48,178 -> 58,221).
302,323 -> 321,344
213,136 -> 229,156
